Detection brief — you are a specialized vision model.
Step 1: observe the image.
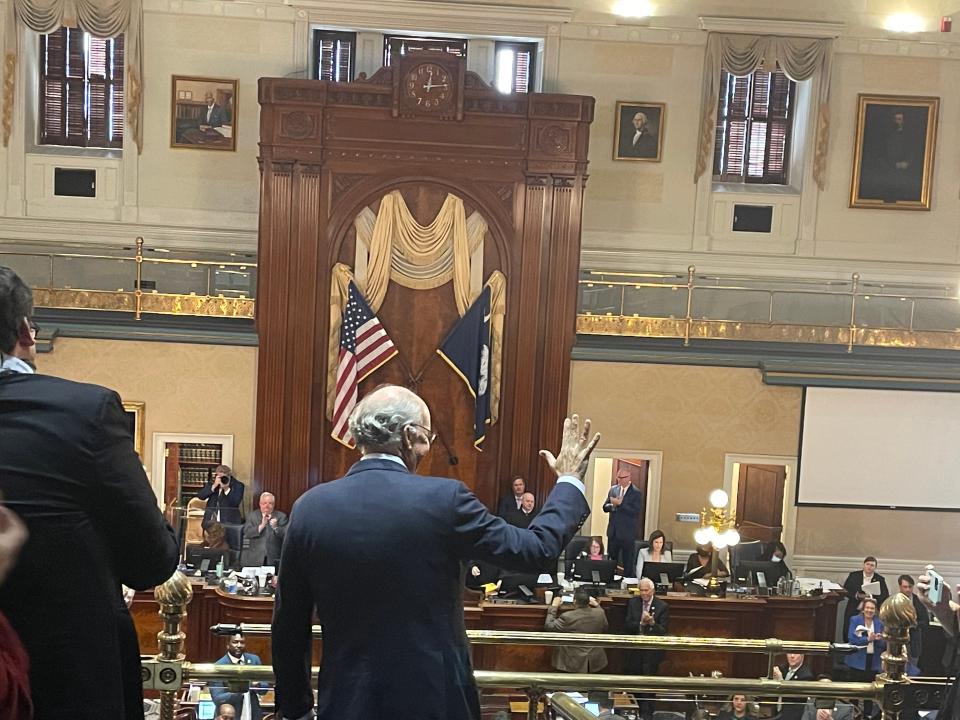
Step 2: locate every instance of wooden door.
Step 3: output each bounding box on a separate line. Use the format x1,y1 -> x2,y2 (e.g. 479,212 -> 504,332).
736,464 -> 786,543
613,459 -> 648,540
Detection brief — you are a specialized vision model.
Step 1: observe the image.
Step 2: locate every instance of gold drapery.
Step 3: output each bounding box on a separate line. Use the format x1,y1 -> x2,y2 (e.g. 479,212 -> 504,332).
326,191 -> 505,432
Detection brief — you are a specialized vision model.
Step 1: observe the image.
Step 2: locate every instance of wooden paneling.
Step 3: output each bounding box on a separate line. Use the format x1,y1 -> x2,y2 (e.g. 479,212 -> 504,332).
255,67 -> 595,511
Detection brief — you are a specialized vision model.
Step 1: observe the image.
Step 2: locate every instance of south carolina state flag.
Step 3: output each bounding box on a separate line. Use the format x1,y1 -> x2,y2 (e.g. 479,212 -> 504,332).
437,286 -> 492,449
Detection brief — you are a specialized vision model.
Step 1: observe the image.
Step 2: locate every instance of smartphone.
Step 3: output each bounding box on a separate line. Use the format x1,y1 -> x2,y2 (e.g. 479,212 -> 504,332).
928,569 -> 944,604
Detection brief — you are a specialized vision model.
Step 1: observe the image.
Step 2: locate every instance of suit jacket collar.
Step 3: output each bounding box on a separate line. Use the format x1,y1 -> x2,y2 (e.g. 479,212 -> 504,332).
346,457 -> 412,477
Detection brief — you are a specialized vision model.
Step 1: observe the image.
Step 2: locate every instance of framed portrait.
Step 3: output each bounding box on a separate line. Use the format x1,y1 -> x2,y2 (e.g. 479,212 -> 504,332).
122,401 -> 145,457
613,101 -> 666,162
171,76 -> 238,151
850,94 -> 939,210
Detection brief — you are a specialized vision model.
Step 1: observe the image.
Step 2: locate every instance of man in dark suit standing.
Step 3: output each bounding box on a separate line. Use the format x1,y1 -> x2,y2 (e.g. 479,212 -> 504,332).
272,384 -> 598,720
199,464 -> 245,528
505,492 -> 538,529
625,577 -> 670,719
603,468 -> 643,577
0,266 -> 179,719
497,475 -> 526,516
773,652 -> 814,720
240,491 -> 287,567
842,556 -> 889,626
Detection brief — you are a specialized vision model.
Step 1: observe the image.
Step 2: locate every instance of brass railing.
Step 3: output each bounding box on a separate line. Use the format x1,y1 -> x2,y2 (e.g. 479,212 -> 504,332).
0,238 -> 256,320
577,267 -> 960,352
140,571 -> 934,720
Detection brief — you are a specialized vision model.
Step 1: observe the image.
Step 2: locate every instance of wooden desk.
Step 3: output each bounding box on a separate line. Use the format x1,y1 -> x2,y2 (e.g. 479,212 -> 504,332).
132,586 -> 840,677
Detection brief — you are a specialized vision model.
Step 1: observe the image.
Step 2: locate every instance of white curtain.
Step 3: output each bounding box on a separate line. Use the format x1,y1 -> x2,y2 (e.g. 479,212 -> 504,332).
695,33 -> 834,188
3,0 -> 144,151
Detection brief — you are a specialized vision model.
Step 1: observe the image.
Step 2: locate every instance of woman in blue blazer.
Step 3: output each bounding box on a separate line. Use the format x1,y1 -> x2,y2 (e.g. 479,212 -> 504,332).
845,597 -> 885,717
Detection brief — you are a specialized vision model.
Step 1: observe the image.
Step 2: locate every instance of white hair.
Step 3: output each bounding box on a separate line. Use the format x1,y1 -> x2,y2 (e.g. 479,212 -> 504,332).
639,577 -> 655,590
348,385 -> 425,453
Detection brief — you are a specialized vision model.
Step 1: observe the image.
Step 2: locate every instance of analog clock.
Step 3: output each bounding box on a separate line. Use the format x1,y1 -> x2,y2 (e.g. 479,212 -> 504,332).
403,62 -> 452,111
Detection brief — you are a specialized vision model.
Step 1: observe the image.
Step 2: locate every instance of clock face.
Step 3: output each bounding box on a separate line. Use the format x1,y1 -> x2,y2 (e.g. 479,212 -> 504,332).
403,62 -> 452,110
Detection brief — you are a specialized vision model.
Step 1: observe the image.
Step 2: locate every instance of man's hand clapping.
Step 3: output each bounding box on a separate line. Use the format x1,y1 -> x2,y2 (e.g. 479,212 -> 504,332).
539,414 -> 600,482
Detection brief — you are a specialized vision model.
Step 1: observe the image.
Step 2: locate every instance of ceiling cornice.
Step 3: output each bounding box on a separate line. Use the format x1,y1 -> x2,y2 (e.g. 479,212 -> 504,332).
699,16 -> 845,38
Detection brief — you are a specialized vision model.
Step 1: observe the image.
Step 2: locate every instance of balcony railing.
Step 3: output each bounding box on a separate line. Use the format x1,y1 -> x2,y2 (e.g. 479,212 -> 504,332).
0,238 -> 256,320
578,267 -> 960,352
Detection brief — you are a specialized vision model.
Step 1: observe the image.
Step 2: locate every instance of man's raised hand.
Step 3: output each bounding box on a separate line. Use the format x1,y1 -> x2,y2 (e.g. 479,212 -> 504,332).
539,414 -> 601,481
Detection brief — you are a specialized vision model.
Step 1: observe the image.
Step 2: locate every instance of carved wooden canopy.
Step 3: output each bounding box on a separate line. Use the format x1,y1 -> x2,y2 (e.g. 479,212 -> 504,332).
255,62 -> 594,513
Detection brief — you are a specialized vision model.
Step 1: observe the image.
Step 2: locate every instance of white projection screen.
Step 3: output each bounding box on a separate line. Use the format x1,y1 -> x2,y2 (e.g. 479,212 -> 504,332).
798,386 -> 960,510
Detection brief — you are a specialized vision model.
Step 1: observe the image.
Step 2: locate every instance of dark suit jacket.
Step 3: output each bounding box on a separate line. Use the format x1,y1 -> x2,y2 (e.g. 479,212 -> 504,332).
842,571 -> 889,619
602,484 -> 643,543
198,476 -> 245,527
240,509 -> 288,566
201,104 -> 227,128
497,493 -> 522,516
545,605 -> 609,672
624,595 -> 670,670
505,508 -> 538,529
777,662 -> 814,720
211,652 -> 263,720
0,373 -> 179,719
845,613 -> 886,671
272,457 -> 589,720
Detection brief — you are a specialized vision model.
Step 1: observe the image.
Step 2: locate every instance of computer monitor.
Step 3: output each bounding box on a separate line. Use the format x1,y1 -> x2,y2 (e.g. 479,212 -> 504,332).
572,558 -> 616,583
736,560 -> 786,587
186,546 -> 232,570
640,561 -> 686,586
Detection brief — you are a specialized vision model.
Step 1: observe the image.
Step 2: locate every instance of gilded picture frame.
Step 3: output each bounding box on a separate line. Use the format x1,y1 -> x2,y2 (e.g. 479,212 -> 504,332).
849,94 -> 939,211
171,75 -> 238,151
122,401 -> 145,457
613,101 -> 666,162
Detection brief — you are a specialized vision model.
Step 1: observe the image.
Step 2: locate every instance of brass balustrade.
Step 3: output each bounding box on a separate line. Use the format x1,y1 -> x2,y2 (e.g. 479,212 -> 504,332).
550,692 -> 601,720
141,572 -> 933,720
0,237 -> 257,320
577,267 -> 960,352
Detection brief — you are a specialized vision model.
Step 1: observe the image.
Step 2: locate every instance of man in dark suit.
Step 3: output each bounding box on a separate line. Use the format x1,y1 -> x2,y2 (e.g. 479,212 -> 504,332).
773,652 -> 815,720
603,468 -> 643,577
842,556 -> 889,625
201,92 -> 227,129
545,587 -> 609,672
898,574 -> 929,673
0,266 -> 180,720
272,385 -> 598,720
497,475 -> 526,516
240,491 -> 287,567
211,631 -> 263,720
620,110 -> 658,159
505,492 -> 538,529
625,577 -> 670,719
198,464 -> 245,527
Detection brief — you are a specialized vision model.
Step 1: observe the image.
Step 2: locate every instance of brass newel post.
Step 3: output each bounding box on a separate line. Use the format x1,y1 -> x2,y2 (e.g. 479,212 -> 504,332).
134,237 -> 144,320
683,265 -> 696,347
155,571 -> 194,720
878,593 -> 916,720
526,685 -> 543,720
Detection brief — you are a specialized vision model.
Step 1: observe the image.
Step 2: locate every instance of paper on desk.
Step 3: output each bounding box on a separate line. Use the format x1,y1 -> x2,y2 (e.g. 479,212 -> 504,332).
862,580 -> 881,595
537,573 -> 553,584
796,577 -> 843,592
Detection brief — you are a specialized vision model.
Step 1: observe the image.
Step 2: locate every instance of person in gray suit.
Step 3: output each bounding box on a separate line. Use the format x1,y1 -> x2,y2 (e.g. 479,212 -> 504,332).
240,491 -> 287,567
545,586 -> 609,672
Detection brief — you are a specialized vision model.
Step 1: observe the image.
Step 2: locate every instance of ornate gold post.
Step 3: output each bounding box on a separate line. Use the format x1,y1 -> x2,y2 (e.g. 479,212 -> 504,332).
155,571 -> 194,720
683,265 -> 696,347
526,686 -> 543,720
134,237 -> 144,320
878,592 -> 916,720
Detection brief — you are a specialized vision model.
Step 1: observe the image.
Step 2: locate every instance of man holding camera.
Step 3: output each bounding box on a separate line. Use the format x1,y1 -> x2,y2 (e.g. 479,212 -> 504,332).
198,464 -> 245,528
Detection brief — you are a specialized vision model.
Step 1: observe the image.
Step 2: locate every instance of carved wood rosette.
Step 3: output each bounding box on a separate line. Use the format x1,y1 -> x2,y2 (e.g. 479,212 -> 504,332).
256,73 -> 594,512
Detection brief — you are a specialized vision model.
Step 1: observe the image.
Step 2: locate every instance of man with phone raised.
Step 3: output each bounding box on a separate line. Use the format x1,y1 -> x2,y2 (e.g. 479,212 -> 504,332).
198,464 -> 245,528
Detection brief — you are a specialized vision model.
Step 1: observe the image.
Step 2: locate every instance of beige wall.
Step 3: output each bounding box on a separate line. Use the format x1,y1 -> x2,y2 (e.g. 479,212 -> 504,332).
37,338 -> 258,501
569,360 -> 960,564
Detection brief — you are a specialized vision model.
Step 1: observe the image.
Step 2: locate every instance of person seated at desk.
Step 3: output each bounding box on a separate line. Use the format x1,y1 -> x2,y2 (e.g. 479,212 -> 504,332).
685,544 -> 728,579
204,522 -> 230,551
773,653 -> 814,720
545,587 -> 609,672
717,694 -> 756,720
217,703 -> 237,720
760,541 -> 791,577
845,597 -> 884,718
636,529 -> 672,580
584,536 -> 605,560
211,631 -> 263,720
799,677 -> 854,720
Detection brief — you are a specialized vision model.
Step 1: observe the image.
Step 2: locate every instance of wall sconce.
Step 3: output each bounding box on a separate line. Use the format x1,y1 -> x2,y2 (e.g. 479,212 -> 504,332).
613,0 -> 654,18
884,13 -> 925,33
694,489 -> 740,595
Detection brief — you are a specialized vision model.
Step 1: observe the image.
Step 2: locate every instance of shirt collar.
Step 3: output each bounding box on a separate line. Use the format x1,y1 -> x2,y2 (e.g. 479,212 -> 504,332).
228,653 -> 244,664
361,453 -> 406,468
0,353 -> 34,375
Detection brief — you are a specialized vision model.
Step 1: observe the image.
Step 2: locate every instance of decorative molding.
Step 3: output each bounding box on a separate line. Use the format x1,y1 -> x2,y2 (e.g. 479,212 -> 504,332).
295,0 -> 572,38
698,16 -> 845,38
33,288 -> 255,319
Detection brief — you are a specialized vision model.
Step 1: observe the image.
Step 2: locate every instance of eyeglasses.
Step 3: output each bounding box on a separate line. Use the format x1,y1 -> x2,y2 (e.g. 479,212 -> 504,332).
408,423 -> 437,444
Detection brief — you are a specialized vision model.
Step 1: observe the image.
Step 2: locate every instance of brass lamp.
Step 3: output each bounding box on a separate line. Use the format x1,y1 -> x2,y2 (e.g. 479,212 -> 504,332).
693,489 -> 740,596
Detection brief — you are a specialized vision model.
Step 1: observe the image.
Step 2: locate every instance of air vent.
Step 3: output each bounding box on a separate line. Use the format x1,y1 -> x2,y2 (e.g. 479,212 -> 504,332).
54,168 -> 96,198
732,204 -> 773,233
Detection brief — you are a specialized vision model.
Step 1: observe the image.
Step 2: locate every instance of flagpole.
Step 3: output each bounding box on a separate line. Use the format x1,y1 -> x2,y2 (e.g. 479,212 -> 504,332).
391,352 -> 460,467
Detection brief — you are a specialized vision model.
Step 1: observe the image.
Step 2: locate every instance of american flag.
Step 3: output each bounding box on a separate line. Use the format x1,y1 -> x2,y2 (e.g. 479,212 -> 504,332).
331,282 -> 398,447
